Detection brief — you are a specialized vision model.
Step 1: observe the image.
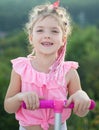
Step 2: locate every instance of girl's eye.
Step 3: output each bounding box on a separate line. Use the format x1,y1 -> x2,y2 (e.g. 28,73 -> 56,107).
52,30 -> 59,33
36,29 -> 43,32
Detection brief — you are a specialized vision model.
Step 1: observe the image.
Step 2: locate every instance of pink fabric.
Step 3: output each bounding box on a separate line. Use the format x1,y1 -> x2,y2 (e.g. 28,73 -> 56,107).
11,57 -> 79,130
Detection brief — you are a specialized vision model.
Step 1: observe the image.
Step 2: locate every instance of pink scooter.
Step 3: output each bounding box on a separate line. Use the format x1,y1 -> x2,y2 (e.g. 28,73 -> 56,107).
23,99 -> 96,130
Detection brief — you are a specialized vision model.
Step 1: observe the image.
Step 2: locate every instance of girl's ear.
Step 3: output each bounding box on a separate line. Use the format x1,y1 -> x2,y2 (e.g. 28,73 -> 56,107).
62,36 -> 66,45
63,36 -> 66,42
29,35 -> 33,44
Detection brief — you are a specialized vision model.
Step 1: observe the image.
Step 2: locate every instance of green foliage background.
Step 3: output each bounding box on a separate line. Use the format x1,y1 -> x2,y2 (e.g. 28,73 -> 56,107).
0,0 -> 99,130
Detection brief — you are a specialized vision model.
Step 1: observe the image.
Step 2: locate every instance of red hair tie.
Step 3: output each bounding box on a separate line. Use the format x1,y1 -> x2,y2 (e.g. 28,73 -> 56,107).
53,0 -> 60,8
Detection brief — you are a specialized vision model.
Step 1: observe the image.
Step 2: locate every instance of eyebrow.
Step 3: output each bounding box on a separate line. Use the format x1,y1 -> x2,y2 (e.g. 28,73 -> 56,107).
36,26 -> 59,30
36,26 -> 43,28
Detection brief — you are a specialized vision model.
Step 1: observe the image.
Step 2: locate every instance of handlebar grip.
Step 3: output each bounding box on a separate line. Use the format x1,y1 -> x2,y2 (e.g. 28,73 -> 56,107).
22,100 -> 54,109
22,102 -> 26,109
89,99 -> 96,110
22,99 -> 96,110
67,99 -> 96,110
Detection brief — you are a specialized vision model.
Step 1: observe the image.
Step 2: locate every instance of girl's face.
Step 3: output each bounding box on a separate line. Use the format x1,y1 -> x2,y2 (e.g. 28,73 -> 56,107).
30,16 -> 65,56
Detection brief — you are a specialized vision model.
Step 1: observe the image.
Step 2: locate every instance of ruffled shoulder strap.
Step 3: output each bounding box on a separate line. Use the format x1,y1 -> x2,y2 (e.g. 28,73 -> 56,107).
50,61 -> 79,86
58,61 -> 79,78
62,61 -> 79,75
11,57 -> 29,76
63,61 -> 79,71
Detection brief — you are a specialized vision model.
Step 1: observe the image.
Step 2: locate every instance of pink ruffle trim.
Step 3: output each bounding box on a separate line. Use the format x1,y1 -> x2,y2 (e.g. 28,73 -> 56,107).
11,57 -> 79,87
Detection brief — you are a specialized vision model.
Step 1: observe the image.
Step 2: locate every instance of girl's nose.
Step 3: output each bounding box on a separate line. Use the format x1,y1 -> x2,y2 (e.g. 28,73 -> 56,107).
44,32 -> 50,39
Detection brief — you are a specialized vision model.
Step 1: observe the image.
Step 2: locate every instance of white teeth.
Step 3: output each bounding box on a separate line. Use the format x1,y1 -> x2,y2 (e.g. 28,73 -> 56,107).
41,42 -> 53,46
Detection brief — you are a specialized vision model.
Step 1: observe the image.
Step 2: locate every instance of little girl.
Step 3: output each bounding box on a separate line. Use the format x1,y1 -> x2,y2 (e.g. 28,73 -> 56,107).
4,1 -> 91,130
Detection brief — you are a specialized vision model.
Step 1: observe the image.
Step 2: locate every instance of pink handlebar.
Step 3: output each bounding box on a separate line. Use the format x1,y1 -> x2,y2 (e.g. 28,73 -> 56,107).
22,99 -> 96,112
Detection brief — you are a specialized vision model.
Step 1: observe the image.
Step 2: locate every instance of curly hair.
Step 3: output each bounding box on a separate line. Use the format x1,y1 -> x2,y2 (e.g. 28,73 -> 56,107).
25,3 -> 72,39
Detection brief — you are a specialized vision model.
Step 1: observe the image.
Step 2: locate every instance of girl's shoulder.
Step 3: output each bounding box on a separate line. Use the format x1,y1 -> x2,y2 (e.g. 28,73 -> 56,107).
61,61 -> 79,86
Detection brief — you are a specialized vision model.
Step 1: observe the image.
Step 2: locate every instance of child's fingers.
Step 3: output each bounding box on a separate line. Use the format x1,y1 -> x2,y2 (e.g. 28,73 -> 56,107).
28,94 -> 44,110
73,99 -> 90,114
39,96 -> 45,100
73,100 -> 81,113
18,93 -> 30,109
35,96 -> 45,108
65,96 -> 73,107
81,100 -> 91,111
21,92 -> 37,110
30,93 -> 41,110
21,92 -> 45,110
30,94 -> 37,110
34,94 -> 40,109
24,98 -> 30,109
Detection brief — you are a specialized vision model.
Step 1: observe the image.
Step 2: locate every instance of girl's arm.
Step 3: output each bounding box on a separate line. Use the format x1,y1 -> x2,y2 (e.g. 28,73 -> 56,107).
66,68 -> 90,117
4,69 -> 40,113
4,69 -> 22,113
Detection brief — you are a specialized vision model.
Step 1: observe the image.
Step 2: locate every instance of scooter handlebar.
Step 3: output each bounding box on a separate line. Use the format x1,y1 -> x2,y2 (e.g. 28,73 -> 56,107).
22,99 -> 96,111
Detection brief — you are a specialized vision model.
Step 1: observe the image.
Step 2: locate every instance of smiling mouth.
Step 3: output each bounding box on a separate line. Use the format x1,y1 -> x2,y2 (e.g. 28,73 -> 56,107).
41,42 -> 53,47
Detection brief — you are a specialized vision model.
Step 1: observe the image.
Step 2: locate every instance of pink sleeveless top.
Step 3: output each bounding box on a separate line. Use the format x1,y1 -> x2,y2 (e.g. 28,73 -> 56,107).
11,57 -> 79,130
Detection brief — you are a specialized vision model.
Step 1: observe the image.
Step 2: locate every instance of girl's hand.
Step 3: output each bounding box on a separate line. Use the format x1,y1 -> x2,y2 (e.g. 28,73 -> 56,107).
18,92 -> 41,110
66,90 -> 91,117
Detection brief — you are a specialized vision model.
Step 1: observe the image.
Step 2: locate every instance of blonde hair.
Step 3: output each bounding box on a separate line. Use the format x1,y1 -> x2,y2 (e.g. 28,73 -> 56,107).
25,3 -> 71,39
25,2 -> 72,72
